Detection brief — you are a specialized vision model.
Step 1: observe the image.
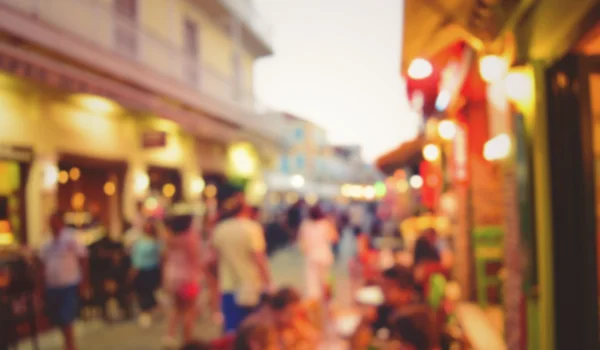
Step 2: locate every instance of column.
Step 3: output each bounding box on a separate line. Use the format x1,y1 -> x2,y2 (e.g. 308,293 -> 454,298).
26,153 -> 58,248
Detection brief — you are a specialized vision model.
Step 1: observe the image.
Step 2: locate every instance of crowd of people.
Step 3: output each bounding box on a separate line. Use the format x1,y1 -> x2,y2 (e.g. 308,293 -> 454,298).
34,187 -> 454,350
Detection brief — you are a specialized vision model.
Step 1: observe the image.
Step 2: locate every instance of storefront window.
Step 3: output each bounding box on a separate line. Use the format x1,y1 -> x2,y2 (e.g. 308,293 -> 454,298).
0,161 -> 23,245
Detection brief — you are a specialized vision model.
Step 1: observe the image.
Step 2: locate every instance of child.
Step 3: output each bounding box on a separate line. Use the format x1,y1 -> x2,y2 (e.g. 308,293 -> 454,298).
39,212 -> 88,350
131,219 -> 162,328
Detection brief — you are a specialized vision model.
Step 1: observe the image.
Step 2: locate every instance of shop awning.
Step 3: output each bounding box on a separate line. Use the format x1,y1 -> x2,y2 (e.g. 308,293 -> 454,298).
401,0 -> 534,74
375,136 -> 425,176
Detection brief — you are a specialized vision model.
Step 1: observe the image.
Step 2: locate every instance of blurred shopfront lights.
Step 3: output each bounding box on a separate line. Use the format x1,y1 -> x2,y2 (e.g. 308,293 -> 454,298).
291,174 -> 305,189
479,55 -> 508,83
103,181 -> 116,196
438,120 -> 457,140
69,167 -> 81,181
435,90 -> 451,112
204,184 -> 218,198
484,133 -> 511,161
408,58 -> 433,80
70,94 -> 119,115
162,183 -> 176,198
409,175 -> 423,189
423,144 -> 440,162
191,177 -> 205,195
363,185 -> 376,200
504,69 -> 534,115
58,170 -> 69,184
374,181 -> 387,197
134,172 -> 150,196
43,164 -> 59,192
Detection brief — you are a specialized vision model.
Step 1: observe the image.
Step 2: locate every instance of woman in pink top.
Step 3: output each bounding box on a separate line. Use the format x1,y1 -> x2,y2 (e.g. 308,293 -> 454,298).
162,210 -> 203,347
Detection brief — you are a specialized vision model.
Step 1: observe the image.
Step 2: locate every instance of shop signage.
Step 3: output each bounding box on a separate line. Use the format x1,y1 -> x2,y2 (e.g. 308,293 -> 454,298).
141,131 -> 167,149
0,145 -> 33,163
0,51 -> 132,105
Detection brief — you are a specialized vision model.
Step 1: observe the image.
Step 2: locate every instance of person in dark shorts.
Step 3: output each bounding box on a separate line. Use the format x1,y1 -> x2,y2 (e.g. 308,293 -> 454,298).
39,212 -> 88,350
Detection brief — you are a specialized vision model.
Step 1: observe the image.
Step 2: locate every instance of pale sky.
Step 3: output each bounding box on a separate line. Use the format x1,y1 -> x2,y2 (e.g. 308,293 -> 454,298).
253,0 -> 419,161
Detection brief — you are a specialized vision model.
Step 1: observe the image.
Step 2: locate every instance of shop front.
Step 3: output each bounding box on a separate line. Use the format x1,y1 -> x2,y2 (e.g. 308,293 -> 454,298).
0,145 -> 32,246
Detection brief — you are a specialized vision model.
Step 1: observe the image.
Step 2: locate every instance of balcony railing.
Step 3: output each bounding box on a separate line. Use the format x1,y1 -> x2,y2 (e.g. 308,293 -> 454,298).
0,0 -> 269,119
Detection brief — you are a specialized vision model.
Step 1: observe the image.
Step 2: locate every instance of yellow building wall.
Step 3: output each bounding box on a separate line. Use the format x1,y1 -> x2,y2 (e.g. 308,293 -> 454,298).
0,74 -> 200,247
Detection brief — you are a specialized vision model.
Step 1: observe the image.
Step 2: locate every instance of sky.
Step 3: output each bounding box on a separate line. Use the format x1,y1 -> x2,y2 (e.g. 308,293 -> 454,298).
253,0 -> 419,162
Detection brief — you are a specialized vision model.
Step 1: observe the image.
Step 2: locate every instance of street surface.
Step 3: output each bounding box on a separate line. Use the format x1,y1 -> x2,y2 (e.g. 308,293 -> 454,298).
20,231 -> 357,350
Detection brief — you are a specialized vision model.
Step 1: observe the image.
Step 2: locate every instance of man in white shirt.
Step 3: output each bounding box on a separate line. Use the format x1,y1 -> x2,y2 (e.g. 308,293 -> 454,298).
212,194 -> 271,333
39,212 -> 88,350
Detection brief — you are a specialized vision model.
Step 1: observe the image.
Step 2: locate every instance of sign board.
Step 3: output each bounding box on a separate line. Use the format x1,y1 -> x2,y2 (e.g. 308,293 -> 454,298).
0,145 -> 33,162
141,130 -> 167,149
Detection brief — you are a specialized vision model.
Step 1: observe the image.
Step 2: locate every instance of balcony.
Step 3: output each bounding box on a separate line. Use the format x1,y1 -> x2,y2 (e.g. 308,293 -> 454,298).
192,0 -> 273,57
0,0 -> 278,142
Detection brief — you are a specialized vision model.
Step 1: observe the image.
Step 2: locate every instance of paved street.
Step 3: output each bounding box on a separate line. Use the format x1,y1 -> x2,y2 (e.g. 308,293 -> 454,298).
20,232 -> 356,350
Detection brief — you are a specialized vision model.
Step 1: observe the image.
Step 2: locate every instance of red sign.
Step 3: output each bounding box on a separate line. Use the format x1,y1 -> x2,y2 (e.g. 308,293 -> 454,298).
420,161 -> 441,210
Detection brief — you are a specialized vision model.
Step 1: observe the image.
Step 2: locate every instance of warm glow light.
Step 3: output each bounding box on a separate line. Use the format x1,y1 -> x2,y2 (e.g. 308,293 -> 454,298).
363,185 -> 376,200
134,173 -> 150,195
349,185 -> 364,199
70,94 -> 119,114
204,184 -> 218,198
291,174 -> 305,189
484,133 -> 512,161
479,55 -> 508,83
397,180 -> 409,193
422,144 -> 440,162
69,167 -> 81,181
162,183 -> 176,198
103,181 -> 116,196
341,184 -> 353,197
191,177 -> 205,195
227,143 -> 258,179
438,120 -> 457,140
435,89 -> 451,111
43,164 -> 59,191
409,175 -> 423,189
71,192 -> 86,210
408,58 -> 433,79
58,170 -> 69,184
504,70 -> 534,115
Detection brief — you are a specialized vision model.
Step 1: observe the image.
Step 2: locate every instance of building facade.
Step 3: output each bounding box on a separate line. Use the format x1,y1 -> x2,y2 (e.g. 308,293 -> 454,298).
0,0 -> 281,247
377,1 -> 600,349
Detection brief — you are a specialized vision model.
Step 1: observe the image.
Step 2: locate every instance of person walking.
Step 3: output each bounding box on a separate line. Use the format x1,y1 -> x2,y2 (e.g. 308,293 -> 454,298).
298,205 -> 338,302
130,219 -> 162,328
212,193 -> 271,333
39,212 -> 88,350
161,205 -> 203,347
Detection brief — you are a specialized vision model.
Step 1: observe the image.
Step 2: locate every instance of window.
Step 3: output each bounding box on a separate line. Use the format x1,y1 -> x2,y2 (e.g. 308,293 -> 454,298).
113,0 -> 138,58
295,155 -> 305,170
280,156 -> 290,173
183,18 -> 200,85
294,127 -> 304,141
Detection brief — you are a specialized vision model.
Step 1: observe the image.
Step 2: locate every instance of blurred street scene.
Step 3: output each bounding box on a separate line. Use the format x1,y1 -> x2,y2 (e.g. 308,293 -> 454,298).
0,0 -> 599,350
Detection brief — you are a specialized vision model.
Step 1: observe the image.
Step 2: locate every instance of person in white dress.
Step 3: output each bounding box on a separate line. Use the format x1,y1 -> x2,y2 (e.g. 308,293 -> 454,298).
298,205 -> 338,301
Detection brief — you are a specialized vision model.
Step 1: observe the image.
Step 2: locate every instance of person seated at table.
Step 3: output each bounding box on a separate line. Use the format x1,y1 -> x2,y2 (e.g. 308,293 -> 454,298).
351,265 -> 418,349
388,307 -> 439,350
243,287 -> 318,349
234,323 -> 279,350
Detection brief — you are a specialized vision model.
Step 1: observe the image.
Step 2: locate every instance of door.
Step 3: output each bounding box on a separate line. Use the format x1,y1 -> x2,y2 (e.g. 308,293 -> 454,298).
546,54 -> 600,350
